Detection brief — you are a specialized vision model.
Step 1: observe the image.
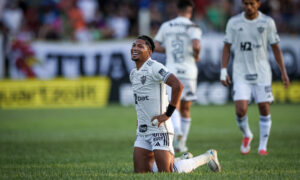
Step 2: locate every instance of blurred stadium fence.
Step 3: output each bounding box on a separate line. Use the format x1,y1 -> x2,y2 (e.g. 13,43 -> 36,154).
0,34 -> 300,108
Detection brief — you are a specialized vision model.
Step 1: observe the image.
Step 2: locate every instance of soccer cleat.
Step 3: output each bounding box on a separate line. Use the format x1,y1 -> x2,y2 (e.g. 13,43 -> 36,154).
258,149 -> 268,156
240,137 -> 252,155
207,149 -> 221,172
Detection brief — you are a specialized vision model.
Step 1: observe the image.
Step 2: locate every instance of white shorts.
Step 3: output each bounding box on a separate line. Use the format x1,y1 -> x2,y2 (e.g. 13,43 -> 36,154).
134,133 -> 174,155
232,82 -> 274,103
167,78 -> 197,101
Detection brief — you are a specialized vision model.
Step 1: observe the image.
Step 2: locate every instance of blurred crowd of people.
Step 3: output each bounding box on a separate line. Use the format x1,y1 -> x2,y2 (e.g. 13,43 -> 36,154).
0,0 -> 299,42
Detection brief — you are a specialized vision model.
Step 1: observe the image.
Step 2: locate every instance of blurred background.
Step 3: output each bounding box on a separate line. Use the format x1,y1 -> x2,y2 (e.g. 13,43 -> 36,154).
0,0 -> 299,108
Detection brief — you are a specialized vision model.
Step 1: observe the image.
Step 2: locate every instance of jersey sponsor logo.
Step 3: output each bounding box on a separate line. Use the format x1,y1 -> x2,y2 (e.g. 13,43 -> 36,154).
139,124 -> 147,132
238,27 -> 243,31
134,93 -> 149,104
257,26 -> 265,33
245,74 -> 258,81
159,68 -> 168,77
240,42 -> 252,51
176,69 -> 185,74
141,75 -> 146,84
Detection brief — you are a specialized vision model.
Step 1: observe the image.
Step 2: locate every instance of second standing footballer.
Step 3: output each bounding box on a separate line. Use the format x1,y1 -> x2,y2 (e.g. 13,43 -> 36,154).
154,0 -> 201,153
130,35 -> 221,173
220,0 -> 290,155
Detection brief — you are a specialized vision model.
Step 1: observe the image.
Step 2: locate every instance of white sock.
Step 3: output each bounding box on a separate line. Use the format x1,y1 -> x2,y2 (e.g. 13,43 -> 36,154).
181,117 -> 191,146
171,109 -> 182,135
236,115 -> 253,138
152,162 -> 158,172
259,114 -> 272,151
173,152 -> 211,173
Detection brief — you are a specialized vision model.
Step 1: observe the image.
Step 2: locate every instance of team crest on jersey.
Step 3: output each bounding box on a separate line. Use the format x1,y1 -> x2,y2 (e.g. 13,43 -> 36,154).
257,26 -> 265,33
141,75 -> 146,84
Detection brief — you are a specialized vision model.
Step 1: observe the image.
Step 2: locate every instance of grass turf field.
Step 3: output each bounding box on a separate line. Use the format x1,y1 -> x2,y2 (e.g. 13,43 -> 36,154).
0,103 -> 299,179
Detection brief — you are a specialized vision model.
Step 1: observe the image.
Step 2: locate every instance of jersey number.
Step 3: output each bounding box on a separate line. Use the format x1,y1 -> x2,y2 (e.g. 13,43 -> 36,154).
171,38 -> 184,63
240,42 -> 252,51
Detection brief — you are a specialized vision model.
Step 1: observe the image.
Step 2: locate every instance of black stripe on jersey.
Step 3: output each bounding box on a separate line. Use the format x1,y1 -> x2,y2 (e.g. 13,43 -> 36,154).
173,163 -> 178,172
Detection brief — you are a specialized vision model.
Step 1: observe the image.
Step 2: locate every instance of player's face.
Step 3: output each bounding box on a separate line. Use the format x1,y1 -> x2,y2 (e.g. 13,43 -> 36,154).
131,39 -> 151,62
242,0 -> 261,17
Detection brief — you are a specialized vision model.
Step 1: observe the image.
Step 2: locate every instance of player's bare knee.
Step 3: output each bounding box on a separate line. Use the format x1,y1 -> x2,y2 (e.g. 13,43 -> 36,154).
236,108 -> 247,117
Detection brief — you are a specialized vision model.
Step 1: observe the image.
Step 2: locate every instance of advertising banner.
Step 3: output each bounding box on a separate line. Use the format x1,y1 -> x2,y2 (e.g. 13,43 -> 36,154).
6,35 -> 300,106
0,77 -> 110,109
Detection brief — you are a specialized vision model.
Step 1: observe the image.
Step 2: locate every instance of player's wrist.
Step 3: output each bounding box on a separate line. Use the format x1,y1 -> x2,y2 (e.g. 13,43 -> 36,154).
220,68 -> 228,81
165,104 -> 176,117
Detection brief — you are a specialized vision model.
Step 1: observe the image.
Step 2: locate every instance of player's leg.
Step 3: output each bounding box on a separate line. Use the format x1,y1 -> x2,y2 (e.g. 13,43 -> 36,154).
133,147 -> 155,173
255,84 -> 273,155
257,102 -> 271,155
133,135 -> 155,173
174,149 -> 221,173
153,150 -> 174,172
233,82 -> 253,154
167,85 -> 183,152
179,100 -> 193,152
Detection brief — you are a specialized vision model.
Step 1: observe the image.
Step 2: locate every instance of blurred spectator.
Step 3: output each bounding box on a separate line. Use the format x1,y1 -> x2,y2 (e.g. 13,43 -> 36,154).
0,0 -> 298,42
1,1 -> 23,35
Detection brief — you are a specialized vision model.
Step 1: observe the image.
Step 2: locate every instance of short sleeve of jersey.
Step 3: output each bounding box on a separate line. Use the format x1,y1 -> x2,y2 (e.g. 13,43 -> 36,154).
129,69 -> 135,83
154,23 -> 166,43
188,25 -> 202,41
267,19 -> 280,45
152,62 -> 171,83
224,19 -> 234,44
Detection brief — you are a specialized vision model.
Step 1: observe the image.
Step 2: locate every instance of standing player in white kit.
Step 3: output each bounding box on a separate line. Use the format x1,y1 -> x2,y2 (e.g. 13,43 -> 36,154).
130,35 -> 221,173
220,0 -> 290,155
154,0 -> 201,153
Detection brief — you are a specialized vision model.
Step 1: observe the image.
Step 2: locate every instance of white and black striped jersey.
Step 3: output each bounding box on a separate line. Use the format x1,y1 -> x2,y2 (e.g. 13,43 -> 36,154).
154,16 -> 202,80
224,11 -> 280,84
130,58 -> 174,135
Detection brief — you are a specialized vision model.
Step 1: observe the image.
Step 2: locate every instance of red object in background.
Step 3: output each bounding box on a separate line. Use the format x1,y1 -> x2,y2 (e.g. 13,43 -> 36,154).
12,40 -> 36,78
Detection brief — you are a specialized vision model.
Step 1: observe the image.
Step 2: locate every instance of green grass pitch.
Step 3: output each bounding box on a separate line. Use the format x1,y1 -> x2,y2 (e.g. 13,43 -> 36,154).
0,104 -> 299,179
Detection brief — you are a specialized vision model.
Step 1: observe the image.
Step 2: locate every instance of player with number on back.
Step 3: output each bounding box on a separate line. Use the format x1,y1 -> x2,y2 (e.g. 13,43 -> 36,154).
220,0 -> 290,155
130,35 -> 221,173
154,0 -> 201,153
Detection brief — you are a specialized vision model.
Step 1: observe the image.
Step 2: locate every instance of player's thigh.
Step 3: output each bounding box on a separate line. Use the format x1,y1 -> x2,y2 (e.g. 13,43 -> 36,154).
133,135 -> 154,173
133,147 -> 154,173
153,150 -> 174,172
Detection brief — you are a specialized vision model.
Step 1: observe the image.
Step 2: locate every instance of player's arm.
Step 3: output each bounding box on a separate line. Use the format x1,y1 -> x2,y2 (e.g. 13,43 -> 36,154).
154,41 -> 165,53
192,39 -> 201,62
220,43 -> 232,87
151,74 -> 183,127
271,43 -> 290,88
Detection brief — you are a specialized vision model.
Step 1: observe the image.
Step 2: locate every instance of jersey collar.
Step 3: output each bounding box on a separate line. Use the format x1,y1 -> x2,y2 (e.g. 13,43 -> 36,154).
137,57 -> 152,71
242,11 -> 261,23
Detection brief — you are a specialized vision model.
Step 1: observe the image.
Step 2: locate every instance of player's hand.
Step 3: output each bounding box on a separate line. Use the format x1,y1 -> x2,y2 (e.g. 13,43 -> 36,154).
221,76 -> 231,87
151,114 -> 170,128
282,73 -> 290,89
220,68 -> 231,87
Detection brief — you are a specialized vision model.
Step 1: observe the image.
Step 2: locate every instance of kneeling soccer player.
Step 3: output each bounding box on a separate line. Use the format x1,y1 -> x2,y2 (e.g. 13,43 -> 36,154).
130,35 -> 221,173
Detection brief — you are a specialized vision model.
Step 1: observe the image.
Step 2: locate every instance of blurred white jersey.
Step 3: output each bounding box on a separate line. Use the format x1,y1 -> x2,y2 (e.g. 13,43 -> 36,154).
130,58 -> 174,135
154,16 -> 202,80
224,11 -> 280,84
